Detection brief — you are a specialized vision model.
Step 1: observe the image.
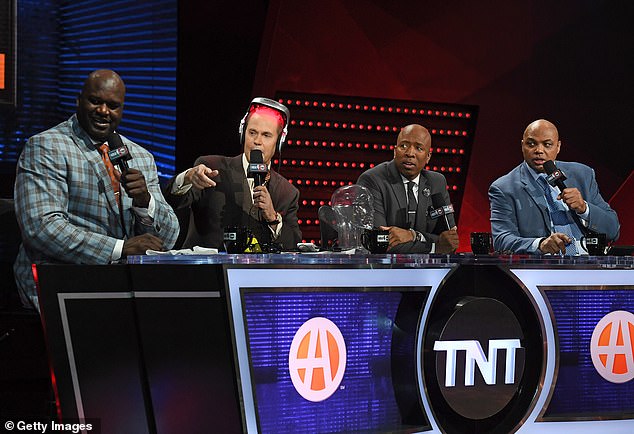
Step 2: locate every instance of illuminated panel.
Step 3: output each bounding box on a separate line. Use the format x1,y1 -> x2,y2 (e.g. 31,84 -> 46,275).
275,91 -> 478,243
0,53 -> 4,88
244,290 -> 407,433
542,289 -> 634,419
510,268 -> 634,434
1,0 -> 177,175
226,267 -> 451,433
58,0 -> 177,178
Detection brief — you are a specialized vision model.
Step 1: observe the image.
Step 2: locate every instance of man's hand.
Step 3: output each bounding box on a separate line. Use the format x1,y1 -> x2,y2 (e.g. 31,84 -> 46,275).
557,187 -> 586,214
539,232 -> 572,254
121,233 -> 166,257
184,164 -> 219,191
436,228 -> 459,254
119,168 -> 150,208
379,226 -> 413,250
253,185 -> 277,222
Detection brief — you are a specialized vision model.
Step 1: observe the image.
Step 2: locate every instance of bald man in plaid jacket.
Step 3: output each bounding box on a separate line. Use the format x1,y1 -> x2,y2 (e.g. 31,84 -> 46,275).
13,70 -> 179,310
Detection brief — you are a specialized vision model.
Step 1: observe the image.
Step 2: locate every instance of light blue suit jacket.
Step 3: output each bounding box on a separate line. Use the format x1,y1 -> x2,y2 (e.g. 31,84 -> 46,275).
488,161 -> 620,253
13,115 -> 180,308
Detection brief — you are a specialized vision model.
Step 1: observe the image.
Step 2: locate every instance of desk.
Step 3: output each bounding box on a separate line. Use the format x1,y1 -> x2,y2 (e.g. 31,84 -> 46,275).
37,254 -> 634,434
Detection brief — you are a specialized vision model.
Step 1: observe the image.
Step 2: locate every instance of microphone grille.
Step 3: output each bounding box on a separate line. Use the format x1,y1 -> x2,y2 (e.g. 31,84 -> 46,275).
543,160 -> 557,175
250,149 -> 264,164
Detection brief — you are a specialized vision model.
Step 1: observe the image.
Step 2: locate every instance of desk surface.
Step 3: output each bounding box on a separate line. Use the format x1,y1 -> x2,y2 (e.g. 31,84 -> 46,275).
126,252 -> 634,267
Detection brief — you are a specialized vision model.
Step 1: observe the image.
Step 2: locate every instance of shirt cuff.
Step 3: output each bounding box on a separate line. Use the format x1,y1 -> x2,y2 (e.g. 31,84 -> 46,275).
171,170 -> 193,195
132,194 -> 156,226
531,237 -> 543,253
266,212 -> 283,239
577,201 -> 590,224
111,239 -> 124,261
269,220 -> 283,239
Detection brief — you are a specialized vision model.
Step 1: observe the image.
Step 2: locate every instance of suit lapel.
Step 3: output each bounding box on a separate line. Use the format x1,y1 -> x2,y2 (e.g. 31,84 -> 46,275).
230,155 -> 253,218
417,174 -> 432,230
387,161 -> 407,221
520,164 -> 550,232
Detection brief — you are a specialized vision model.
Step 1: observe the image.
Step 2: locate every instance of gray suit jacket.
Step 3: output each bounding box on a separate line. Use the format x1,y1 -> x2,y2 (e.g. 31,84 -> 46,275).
357,160 -> 455,253
488,161 -> 620,253
164,154 -> 302,250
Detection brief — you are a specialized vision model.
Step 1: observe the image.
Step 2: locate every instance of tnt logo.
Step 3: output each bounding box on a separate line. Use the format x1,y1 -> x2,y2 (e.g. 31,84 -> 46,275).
590,310 -> 634,383
430,297 -> 525,419
433,339 -> 522,387
288,317 -> 346,402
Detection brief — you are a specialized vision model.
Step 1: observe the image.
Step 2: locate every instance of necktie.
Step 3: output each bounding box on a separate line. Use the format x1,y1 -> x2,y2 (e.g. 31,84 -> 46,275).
537,176 -> 581,255
407,181 -> 417,228
99,143 -> 121,206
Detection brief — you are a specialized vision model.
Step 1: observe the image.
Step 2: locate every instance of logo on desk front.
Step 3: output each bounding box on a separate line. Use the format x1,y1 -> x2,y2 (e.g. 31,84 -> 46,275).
590,310 -> 634,383
433,298 -> 525,419
289,317 -> 347,402
434,339 -> 522,387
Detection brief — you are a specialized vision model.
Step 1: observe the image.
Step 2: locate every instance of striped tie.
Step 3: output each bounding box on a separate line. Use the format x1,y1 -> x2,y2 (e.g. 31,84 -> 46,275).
99,143 -> 121,206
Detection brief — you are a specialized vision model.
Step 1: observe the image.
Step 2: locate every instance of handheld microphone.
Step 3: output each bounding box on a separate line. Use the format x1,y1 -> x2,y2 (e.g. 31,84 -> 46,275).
248,150 -> 268,187
107,132 -> 132,173
543,160 -> 567,191
428,193 -> 455,230
542,160 -> 590,237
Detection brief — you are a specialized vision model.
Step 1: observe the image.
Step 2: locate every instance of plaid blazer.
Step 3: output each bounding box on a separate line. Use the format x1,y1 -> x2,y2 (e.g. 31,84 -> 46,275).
13,115 -> 179,308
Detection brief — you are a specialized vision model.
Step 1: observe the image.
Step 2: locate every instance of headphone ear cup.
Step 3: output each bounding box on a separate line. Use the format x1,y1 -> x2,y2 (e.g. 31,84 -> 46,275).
238,115 -> 247,146
277,127 -> 287,154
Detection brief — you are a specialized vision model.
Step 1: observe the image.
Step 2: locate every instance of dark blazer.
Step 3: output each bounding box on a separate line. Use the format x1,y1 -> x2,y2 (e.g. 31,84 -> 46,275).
489,161 -> 620,253
357,160 -> 455,253
164,154 -> 302,250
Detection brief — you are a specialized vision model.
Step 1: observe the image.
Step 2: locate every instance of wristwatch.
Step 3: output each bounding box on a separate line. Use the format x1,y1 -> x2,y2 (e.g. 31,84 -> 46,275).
266,212 -> 282,226
410,228 -> 426,243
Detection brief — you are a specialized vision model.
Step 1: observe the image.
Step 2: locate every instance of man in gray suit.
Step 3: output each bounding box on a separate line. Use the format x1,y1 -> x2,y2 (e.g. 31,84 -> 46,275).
14,70 -> 179,310
357,124 -> 459,254
489,119 -> 619,254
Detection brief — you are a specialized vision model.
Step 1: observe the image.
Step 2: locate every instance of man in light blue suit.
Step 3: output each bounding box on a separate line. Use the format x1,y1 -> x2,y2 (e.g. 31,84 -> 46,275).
489,119 -> 619,255
13,70 -> 179,310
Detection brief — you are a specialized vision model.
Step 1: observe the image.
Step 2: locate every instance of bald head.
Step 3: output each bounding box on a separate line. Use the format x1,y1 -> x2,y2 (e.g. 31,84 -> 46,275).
523,119 -> 559,143
81,69 -> 125,96
398,124 -> 431,144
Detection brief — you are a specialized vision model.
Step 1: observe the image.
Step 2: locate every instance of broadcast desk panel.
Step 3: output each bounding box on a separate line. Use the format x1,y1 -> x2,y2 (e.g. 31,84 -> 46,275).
36,254 -> 634,434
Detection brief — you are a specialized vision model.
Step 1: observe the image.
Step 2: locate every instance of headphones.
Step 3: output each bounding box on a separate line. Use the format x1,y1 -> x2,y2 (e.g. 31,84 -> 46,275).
238,97 -> 290,153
